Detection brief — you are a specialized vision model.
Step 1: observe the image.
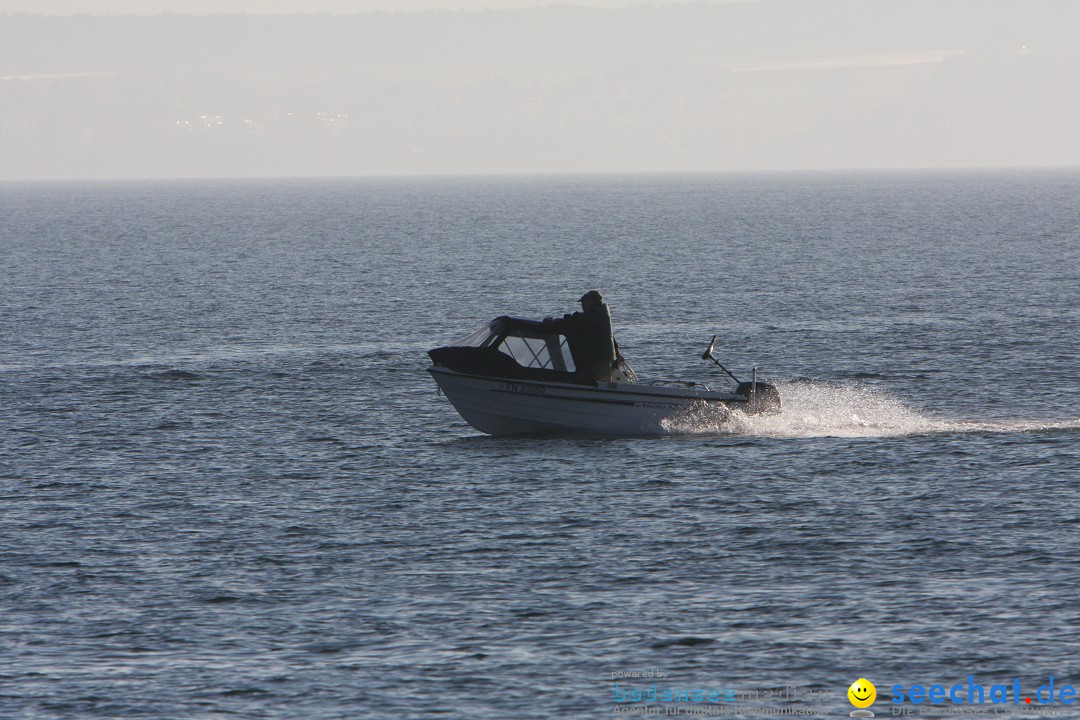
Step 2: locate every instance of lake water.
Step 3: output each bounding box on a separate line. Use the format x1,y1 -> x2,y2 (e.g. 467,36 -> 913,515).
2,171 -> 1079,719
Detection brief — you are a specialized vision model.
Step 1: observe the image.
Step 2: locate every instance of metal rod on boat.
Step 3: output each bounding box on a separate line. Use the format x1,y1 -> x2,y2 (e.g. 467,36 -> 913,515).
701,335 -> 742,386
750,366 -> 758,414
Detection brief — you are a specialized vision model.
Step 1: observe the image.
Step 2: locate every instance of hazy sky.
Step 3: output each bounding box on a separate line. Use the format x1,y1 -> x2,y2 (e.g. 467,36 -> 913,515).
1,0 -> 1077,180
0,0 -> 716,13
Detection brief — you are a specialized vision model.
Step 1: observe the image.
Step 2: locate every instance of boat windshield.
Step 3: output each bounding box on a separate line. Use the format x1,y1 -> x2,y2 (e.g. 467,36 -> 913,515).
450,323 -> 500,348
445,316 -> 577,373
497,330 -> 575,373
438,315 -> 635,383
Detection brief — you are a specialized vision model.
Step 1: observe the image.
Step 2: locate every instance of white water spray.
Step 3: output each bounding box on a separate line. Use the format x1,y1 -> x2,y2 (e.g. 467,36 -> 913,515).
662,380 -> 1080,439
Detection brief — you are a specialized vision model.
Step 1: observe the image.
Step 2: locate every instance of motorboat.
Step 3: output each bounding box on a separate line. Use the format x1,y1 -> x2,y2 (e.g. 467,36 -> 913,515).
427,316 -> 780,436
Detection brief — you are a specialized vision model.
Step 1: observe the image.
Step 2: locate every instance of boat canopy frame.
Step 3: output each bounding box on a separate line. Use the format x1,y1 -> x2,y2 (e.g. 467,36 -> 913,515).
431,316 -> 587,384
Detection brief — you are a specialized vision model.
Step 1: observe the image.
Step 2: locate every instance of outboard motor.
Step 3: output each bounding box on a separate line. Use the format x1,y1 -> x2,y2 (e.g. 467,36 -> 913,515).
702,335 -> 782,415
736,380 -> 782,415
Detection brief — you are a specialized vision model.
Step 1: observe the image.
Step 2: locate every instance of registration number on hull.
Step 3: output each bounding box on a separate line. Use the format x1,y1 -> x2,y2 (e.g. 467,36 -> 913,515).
504,382 -> 546,396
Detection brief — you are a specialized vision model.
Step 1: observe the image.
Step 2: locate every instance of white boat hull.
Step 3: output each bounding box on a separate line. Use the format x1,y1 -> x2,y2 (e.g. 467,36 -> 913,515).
428,366 -> 749,436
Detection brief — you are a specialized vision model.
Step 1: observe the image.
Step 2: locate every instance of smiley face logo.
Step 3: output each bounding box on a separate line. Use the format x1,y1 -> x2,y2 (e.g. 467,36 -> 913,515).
848,678 -> 877,709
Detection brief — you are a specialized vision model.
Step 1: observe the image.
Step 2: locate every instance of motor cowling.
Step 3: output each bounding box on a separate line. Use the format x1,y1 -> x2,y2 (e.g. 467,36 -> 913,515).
735,381 -> 782,415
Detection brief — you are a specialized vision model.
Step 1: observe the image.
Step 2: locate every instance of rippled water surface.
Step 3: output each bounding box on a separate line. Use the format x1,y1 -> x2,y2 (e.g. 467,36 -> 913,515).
2,172 -> 1079,719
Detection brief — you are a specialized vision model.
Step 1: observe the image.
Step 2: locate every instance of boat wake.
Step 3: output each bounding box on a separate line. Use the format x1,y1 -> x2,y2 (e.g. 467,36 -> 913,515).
662,380 -> 1080,439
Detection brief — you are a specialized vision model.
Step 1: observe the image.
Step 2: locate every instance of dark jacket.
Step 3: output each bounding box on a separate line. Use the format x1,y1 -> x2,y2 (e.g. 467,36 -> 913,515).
551,302 -> 617,375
